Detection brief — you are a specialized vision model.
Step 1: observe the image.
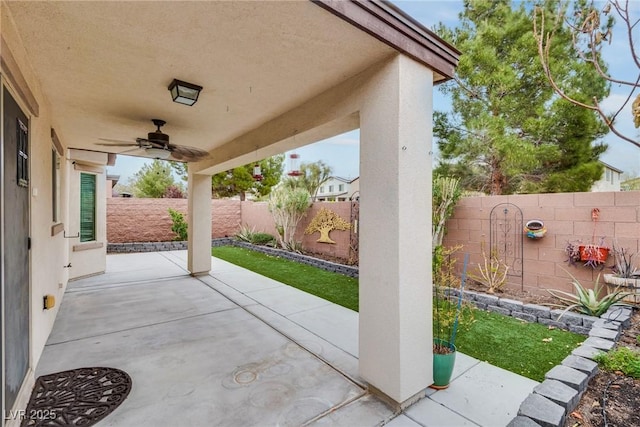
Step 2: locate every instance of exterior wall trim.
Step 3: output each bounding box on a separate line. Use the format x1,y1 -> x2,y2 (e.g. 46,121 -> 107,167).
311,0 -> 460,80
0,37 -> 39,117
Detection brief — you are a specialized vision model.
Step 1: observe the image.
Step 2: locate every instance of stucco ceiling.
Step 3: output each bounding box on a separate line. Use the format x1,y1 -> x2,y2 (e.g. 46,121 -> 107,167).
5,1 -> 399,159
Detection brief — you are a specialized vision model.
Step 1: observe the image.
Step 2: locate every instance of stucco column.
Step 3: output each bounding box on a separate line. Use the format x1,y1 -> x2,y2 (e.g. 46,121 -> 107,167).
359,55 -> 433,405
187,171 -> 212,275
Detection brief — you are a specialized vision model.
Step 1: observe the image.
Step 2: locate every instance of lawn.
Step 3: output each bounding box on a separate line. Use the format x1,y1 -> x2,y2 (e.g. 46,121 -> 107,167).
455,310 -> 584,381
212,245 -> 359,311
212,245 -> 584,382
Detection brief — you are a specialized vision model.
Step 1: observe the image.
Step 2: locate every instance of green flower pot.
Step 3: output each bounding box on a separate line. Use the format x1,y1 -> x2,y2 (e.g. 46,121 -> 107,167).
431,339 -> 456,389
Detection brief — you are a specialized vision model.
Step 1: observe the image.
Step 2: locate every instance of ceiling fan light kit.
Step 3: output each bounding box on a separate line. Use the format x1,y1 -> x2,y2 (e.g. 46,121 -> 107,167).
145,147 -> 171,160
168,79 -> 203,106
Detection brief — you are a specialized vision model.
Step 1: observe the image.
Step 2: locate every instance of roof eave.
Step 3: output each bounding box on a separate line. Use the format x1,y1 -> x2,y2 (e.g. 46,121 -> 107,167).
311,0 -> 460,81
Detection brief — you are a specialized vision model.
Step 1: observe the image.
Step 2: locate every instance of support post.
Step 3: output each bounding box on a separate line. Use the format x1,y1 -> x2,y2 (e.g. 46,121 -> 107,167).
187,171 -> 212,275
358,55 -> 434,405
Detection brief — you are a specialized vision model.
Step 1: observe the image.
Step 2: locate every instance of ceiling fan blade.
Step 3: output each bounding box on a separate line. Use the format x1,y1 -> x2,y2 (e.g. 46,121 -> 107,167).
170,151 -> 185,161
120,147 -> 148,156
96,138 -> 139,147
169,144 -> 210,161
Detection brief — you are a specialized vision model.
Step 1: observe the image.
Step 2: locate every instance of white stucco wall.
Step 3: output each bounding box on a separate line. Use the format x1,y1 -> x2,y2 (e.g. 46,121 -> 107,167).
591,166 -> 621,192
67,157 -> 107,280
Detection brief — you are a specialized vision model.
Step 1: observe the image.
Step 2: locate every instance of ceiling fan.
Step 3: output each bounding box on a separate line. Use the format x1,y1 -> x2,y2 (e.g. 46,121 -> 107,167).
97,119 -> 209,162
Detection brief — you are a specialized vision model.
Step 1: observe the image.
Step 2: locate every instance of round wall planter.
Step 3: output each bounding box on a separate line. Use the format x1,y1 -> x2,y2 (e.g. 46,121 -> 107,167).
524,220 -> 546,240
603,274 -> 640,304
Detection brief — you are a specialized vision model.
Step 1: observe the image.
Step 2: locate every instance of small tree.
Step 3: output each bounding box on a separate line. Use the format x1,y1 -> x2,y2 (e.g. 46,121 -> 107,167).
211,155 -> 284,200
282,161 -> 332,201
167,208 -> 188,241
268,186 -> 311,250
432,176 -> 462,248
131,160 -> 181,198
304,208 -> 351,244
163,185 -> 185,199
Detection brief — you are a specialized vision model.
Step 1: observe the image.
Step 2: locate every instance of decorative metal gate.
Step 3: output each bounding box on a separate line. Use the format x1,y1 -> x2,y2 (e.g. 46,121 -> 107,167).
489,203 -> 523,289
349,199 -> 359,265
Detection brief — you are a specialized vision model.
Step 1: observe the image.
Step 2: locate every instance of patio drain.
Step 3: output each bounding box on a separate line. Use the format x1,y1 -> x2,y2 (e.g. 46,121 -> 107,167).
21,367 -> 132,427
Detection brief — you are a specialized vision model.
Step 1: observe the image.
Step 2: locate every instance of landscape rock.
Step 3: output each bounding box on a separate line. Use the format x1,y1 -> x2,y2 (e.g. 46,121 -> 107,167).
507,416 -> 543,427
561,355 -> 598,379
534,379 -> 580,410
518,393 -> 566,427
545,365 -> 588,391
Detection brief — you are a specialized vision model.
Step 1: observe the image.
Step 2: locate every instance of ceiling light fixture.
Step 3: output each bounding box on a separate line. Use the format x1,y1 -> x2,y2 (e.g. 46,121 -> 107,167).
168,79 -> 203,106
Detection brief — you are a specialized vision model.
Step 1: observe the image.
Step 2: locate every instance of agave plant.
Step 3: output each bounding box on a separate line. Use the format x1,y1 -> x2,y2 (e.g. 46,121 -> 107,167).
611,245 -> 640,278
548,273 -> 629,318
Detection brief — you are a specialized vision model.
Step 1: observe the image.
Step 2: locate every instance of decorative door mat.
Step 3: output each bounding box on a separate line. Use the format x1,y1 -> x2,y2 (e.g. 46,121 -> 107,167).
21,367 -> 132,427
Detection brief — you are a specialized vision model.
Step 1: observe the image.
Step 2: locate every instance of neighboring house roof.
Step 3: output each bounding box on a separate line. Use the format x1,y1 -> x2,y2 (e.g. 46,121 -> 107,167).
599,161 -> 623,174
621,177 -> 640,191
330,176 -> 359,183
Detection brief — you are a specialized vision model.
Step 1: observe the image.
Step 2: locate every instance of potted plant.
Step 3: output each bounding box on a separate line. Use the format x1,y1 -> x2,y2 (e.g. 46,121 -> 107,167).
432,247 -> 474,389
565,208 -> 610,268
603,246 -> 640,304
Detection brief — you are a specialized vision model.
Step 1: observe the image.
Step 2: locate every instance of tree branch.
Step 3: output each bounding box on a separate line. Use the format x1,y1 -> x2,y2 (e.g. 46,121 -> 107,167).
534,4 -> 640,149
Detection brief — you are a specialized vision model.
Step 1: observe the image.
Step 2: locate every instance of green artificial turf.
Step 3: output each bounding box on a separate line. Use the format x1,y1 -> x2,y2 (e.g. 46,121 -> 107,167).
212,245 -> 584,382
454,310 -> 584,381
212,246 -> 359,311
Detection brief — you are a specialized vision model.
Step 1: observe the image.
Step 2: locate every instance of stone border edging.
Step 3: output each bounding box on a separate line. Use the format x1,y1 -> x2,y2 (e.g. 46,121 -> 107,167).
507,305 -> 634,427
447,289 -> 596,335
107,241 -> 188,252
216,239 -> 359,278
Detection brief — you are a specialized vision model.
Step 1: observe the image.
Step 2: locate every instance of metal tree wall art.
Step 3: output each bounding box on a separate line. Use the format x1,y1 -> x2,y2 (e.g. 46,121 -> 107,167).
304,208 -> 351,244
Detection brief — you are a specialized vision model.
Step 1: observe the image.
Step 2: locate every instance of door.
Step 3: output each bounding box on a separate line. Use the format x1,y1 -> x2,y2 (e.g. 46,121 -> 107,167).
3,86 -> 30,411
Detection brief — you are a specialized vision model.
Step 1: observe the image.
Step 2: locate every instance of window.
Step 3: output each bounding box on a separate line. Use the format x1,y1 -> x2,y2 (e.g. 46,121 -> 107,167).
17,118 -> 28,187
319,186 -> 324,193
329,185 -> 334,192
605,169 -> 612,183
339,184 -> 344,191
80,173 -> 96,242
52,149 -> 60,222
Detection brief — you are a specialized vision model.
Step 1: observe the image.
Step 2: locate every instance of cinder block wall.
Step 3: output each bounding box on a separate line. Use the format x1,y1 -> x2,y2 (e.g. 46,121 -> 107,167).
240,201 -> 353,260
442,191 -> 640,295
107,198 -> 241,242
107,198 -> 354,261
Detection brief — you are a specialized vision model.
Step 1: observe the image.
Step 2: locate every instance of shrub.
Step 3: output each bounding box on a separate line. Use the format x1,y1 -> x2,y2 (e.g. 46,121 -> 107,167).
252,233 -> 276,246
235,224 -> 276,246
235,224 -> 257,243
547,272 -> 629,317
469,247 -> 509,294
168,208 -> 188,241
268,186 -> 311,250
594,347 -> 640,379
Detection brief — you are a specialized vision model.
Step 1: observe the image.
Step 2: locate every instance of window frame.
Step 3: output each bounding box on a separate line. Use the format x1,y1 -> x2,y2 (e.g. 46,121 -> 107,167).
79,172 -> 97,242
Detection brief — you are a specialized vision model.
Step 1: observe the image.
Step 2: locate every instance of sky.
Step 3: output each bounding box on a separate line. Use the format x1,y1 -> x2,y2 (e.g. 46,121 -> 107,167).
108,0 -> 640,183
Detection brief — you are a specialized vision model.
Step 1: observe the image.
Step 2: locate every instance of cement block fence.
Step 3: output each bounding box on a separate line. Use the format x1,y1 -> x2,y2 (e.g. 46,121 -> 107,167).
442,191 -> 640,295
107,190 -> 640,294
107,198 -> 353,260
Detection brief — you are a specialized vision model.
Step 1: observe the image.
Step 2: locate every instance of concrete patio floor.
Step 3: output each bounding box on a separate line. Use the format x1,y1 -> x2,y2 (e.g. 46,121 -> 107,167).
36,251 -> 537,426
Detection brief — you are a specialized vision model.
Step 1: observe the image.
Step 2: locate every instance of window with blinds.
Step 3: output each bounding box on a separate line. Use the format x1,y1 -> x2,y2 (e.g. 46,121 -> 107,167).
80,173 -> 96,242
17,118 -> 28,187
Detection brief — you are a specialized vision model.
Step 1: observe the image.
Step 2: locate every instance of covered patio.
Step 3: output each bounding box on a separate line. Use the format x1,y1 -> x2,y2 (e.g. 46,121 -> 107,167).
1,0 -> 463,415
35,251 -> 537,426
